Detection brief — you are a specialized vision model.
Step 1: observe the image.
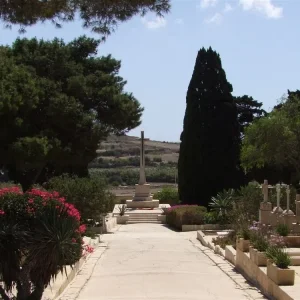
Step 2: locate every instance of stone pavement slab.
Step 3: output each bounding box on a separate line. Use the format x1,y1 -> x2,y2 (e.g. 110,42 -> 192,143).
60,224 -> 267,300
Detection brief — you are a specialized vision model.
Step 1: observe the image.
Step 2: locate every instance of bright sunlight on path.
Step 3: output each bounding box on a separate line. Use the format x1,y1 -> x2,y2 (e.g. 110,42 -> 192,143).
74,224 -> 262,300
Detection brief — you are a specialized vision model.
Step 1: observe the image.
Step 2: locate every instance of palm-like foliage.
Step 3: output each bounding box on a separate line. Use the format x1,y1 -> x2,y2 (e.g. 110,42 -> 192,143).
209,189 -> 235,217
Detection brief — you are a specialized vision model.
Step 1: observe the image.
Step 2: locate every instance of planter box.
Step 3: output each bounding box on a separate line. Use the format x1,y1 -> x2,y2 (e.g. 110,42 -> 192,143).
249,246 -> 267,266
157,215 -> 166,223
236,238 -> 250,252
267,261 -> 295,286
116,215 -> 129,224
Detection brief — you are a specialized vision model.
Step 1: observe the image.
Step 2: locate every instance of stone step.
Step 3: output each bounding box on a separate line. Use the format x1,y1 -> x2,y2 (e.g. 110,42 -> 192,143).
128,220 -> 160,224
287,249 -> 300,256
128,215 -> 159,218
128,215 -> 158,218
291,256 -> 300,266
129,217 -> 158,221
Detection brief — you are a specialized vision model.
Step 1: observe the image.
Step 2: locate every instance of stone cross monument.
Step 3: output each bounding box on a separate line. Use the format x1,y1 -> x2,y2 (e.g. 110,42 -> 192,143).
273,183 -> 283,213
126,131 -> 159,209
283,185 -> 294,215
259,179 -> 272,224
139,131 -> 146,185
262,180 -> 268,202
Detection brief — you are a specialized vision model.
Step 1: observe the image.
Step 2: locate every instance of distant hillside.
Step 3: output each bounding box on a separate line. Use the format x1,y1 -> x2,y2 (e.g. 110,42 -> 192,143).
95,135 -> 180,163
89,135 -> 179,187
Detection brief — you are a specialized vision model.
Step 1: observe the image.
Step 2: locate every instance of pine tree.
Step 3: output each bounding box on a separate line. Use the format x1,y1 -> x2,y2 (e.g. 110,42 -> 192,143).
178,47 -> 240,206
234,95 -> 266,136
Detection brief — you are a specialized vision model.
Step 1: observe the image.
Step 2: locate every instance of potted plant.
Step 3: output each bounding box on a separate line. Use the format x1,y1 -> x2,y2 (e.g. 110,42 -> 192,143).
266,245 -> 295,285
249,234 -> 269,266
116,205 -> 129,224
236,227 -> 251,252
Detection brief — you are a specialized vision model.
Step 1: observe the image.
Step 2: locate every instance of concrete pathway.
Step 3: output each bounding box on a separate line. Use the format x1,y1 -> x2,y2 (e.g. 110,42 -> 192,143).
66,224 -> 265,300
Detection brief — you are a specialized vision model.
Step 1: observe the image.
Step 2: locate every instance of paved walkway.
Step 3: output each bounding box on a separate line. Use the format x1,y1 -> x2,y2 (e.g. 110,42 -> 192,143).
65,224 -> 266,300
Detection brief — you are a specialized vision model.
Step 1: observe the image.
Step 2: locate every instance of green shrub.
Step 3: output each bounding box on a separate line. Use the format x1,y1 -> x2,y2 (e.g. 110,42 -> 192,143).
212,231 -> 236,249
209,189 -> 234,218
153,157 -> 162,163
238,227 -> 251,240
252,235 -> 269,252
90,166 -> 177,185
166,205 -> 207,230
266,246 -> 291,269
0,181 -> 20,189
0,186 -> 86,299
203,212 -> 219,224
45,174 -> 115,223
276,224 -> 289,237
153,187 -> 180,205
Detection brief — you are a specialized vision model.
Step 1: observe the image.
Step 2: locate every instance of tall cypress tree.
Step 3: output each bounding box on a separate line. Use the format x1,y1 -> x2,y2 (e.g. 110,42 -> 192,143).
178,47 -> 240,206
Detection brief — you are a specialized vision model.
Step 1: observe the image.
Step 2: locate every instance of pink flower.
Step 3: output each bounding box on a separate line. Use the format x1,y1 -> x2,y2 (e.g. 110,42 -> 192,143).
0,210 -> 5,215
83,245 -> 94,254
52,191 -> 60,198
72,238 -> 76,243
0,186 -> 22,196
78,224 -> 87,234
28,199 -> 34,204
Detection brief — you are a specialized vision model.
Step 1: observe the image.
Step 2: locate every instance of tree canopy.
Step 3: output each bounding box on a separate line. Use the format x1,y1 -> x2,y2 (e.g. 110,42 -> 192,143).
0,0 -> 170,35
234,95 -> 266,136
178,47 -> 240,206
241,92 -> 300,183
0,36 -> 143,190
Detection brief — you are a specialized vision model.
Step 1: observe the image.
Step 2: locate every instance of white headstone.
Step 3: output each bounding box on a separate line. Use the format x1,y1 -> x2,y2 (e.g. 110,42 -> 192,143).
262,179 -> 268,203
286,185 -> 291,211
276,183 -> 281,208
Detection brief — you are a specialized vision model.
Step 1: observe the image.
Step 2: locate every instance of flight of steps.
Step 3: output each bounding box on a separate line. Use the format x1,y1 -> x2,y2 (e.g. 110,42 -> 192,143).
287,249 -> 300,266
127,213 -> 160,224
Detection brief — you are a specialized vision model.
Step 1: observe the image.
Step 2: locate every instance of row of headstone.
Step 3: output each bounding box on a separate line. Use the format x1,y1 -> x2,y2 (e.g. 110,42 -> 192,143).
259,180 -> 300,233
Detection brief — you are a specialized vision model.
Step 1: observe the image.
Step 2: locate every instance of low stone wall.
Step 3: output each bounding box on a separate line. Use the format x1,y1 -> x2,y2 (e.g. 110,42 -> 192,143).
197,230 -> 297,299
236,249 -> 293,300
43,236 -> 101,300
225,245 -> 236,265
182,224 -> 231,232
197,230 -> 235,264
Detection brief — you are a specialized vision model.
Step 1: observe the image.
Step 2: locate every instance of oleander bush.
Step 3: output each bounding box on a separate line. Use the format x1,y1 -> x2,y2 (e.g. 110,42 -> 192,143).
0,187 -> 92,300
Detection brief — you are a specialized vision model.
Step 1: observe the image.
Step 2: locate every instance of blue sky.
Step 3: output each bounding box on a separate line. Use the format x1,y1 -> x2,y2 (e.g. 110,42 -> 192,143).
0,0 -> 299,142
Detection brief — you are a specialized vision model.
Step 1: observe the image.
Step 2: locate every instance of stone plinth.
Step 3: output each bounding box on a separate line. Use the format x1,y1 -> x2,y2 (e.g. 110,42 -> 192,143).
270,212 -> 280,227
259,202 -> 272,224
126,183 -> 160,208
126,199 -> 159,208
133,184 -> 153,201
282,214 -> 296,229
